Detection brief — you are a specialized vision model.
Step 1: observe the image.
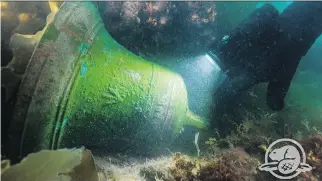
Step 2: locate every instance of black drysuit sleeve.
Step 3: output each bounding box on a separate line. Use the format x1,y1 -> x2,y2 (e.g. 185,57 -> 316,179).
267,2 -> 322,110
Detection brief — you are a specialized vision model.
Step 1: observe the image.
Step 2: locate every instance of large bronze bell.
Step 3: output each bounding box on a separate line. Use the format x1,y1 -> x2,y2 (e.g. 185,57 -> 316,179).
7,2 -> 209,161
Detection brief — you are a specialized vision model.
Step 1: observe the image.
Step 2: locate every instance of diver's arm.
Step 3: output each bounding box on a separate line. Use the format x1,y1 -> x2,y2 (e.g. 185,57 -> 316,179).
278,2 -> 322,56
209,4 -> 281,127
266,2 -> 322,111
267,53 -> 301,111
209,4 -> 281,119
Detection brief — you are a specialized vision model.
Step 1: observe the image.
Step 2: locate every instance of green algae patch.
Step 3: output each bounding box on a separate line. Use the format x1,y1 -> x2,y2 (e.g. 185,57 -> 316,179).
55,27 -> 208,153
12,2 -> 208,158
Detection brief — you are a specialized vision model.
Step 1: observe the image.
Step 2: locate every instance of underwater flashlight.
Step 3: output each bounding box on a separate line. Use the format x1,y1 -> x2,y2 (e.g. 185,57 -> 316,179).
205,34 -> 231,74
205,53 -> 221,72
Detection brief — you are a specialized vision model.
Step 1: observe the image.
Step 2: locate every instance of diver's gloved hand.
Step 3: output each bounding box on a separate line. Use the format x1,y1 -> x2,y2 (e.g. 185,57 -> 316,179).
209,2 -> 322,127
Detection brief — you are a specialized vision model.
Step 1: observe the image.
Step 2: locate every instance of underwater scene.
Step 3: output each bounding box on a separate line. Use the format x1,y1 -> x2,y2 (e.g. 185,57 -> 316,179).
1,1 -> 322,181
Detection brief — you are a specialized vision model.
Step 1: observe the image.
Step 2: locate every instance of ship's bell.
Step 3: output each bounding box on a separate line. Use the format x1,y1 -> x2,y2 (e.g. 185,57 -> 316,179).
7,2 -> 209,161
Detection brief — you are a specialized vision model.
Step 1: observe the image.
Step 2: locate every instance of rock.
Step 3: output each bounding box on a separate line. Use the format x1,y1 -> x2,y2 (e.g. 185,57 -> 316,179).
1,147 -> 99,181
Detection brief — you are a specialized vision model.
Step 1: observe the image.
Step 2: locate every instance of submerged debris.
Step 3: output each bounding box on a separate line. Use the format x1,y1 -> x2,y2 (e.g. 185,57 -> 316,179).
1,147 -> 99,181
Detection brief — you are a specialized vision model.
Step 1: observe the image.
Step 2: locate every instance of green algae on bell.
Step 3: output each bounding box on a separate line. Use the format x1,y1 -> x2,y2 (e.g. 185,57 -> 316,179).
8,1 -> 209,160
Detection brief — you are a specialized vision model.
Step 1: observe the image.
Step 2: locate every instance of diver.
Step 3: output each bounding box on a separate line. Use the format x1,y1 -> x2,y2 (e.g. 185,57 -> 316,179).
208,2 -> 322,133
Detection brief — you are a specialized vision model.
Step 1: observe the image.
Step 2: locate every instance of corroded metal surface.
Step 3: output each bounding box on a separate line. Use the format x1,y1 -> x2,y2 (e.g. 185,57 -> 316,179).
7,2 -> 208,162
